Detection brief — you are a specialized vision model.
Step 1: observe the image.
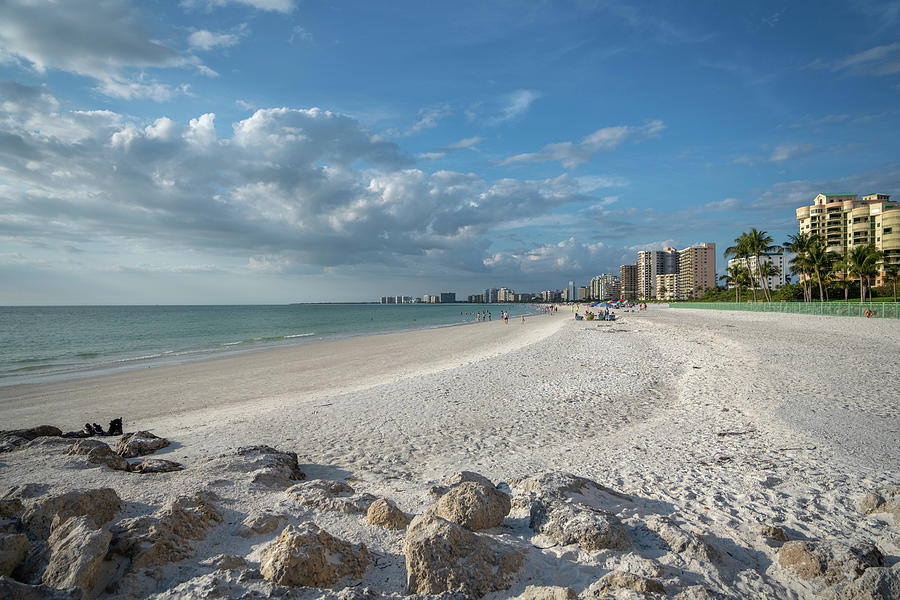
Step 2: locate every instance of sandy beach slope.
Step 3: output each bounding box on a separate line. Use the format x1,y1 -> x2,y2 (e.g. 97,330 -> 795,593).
0,307 -> 897,599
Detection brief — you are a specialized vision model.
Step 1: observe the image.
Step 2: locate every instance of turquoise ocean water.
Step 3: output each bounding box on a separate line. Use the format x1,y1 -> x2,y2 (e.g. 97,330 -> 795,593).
0,304 -> 541,386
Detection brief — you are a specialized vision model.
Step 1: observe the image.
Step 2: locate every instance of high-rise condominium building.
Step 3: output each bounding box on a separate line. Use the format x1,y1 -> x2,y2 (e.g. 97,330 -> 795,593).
727,250 -> 787,291
637,248 -> 678,300
655,273 -> 678,301
619,264 -> 638,300
677,242 -> 716,299
578,286 -> 589,301
590,274 -> 619,300
796,193 -> 900,285
483,288 -> 499,303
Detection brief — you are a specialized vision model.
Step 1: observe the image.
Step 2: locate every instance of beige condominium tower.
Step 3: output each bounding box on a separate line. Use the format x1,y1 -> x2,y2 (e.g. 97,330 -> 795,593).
796,193 -> 900,285
676,242 -> 717,299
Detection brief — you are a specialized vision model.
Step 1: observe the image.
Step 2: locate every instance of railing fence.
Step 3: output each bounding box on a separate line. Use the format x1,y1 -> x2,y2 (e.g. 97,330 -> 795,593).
669,301 -> 900,319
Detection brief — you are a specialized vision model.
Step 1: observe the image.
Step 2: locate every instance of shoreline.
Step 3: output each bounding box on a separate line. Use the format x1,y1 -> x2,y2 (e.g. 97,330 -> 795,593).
0,311 -> 566,432
0,303 -> 543,388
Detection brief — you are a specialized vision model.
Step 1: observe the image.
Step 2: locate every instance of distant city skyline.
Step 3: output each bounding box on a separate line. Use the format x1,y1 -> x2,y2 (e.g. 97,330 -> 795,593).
1,2 -> 899,304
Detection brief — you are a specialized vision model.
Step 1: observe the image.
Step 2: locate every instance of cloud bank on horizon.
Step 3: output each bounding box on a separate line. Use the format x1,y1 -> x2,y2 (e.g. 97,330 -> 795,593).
1,0 -> 899,304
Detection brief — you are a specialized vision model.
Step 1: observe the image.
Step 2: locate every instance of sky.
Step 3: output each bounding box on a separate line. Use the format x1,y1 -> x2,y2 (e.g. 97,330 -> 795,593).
1,0 -> 899,304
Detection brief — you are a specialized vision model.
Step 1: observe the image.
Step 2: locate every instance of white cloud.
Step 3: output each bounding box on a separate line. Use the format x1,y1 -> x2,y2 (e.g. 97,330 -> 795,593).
188,27 -> 245,51
0,88 -> 605,276
489,89 -> 541,124
404,105 -> 452,136
181,0 -> 295,13
417,152 -> 446,160
0,0 -> 212,100
769,144 -> 817,162
442,136 -> 482,151
575,175 -> 630,191
626,240 -> 677,251
501,120 -> 665,169
833,42 -> 900,76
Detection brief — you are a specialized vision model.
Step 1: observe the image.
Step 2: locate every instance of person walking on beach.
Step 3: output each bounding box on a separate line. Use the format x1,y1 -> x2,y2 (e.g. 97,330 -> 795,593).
504,312 -> 509,324
521,315 -> 525,324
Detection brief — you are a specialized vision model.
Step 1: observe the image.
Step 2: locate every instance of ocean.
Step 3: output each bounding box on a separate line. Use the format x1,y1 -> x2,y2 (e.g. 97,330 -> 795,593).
0,303 -> 542,386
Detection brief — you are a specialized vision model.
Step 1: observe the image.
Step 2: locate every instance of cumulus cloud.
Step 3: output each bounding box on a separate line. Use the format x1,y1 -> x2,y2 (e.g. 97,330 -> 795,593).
0,87 -> 605,276
501,120 -> 665,169
0,0 -> 212,100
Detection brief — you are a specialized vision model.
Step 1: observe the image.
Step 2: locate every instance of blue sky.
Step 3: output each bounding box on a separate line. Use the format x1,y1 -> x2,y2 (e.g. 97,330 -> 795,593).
1,0 -> 899,304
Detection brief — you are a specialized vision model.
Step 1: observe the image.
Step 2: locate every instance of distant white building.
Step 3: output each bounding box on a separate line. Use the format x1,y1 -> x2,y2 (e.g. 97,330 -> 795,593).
727,250 -> 788,291
590,274 -> 619,300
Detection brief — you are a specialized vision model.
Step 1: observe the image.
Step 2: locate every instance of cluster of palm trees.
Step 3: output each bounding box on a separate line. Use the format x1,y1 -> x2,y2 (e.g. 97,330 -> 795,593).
723,229 -> 782,303
723,229 -> 899,303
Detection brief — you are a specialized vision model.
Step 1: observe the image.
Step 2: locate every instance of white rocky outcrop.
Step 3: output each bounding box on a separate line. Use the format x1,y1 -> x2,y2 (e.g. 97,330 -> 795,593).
404,513 -> 523,597
431,480 -> 511,531
259,522 -> 369,587
114,431 -> 170,458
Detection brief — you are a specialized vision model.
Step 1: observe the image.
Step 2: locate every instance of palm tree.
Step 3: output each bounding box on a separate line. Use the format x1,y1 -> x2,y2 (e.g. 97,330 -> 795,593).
806,239 -> 837,302
784,232 -> 817,302
847,245 -> 882,304
720,264 -> 750,303
744,228 -> 777,302
885,263 -> 900,302
724,234 -> 758,302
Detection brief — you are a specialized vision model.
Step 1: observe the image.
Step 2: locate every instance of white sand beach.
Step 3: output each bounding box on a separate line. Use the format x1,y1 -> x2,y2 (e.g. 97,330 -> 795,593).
1,306 -> 898,599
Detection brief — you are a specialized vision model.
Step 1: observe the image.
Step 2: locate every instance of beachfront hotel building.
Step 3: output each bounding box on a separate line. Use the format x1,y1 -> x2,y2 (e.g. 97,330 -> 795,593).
578,286 -> 589,301
655,273 -> 678,301
727,250 -> 788,291
619,264 -> 638,300
796,193 -> 900,285
637,248 -> 678,300
590,274 -> 620,301
677,242 -> 717,299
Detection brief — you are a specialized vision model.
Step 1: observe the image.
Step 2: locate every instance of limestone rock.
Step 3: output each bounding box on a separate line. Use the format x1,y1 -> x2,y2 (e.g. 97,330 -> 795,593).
404,514 -> 524,597
366,498 -> 409,529
646,516 -> 717,562
0,533 -> 29,576
2,484 -> 48,503
130,459 -> 184,474
510,471 -> 627,509
0,499 -> 23,519
202,446 -> 305,488
234,511 -> 284,538
0,426 -> 62,451
0,576 -> 81,599
826,564 -> 900,600
199,554 -> 249,571
22,488 -> 121,539
673,586 -> 720,600
42,515 -> 112,595
444,471 -> 496,489
529,500 -> 631,551
760,525 -> 788,543
510,585 -> 577,599
259,522 -> 369,587
115,431 -> 170,458
286,480 -> 376,514
432,481 -> 511,531
65,439 -> 130,471
587,570 -> 666,596
858,486 -> 900,524
779,539 -> 883,585
111,491 -> 221,568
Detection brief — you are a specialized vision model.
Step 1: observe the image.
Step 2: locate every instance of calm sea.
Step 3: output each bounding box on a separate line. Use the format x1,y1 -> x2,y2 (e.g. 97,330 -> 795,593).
0,304 -> 541,386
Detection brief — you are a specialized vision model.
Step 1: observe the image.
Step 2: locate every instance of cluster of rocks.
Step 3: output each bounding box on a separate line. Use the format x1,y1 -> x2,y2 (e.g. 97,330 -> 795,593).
2,435 -> 898,600
1,423 -> 180,475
